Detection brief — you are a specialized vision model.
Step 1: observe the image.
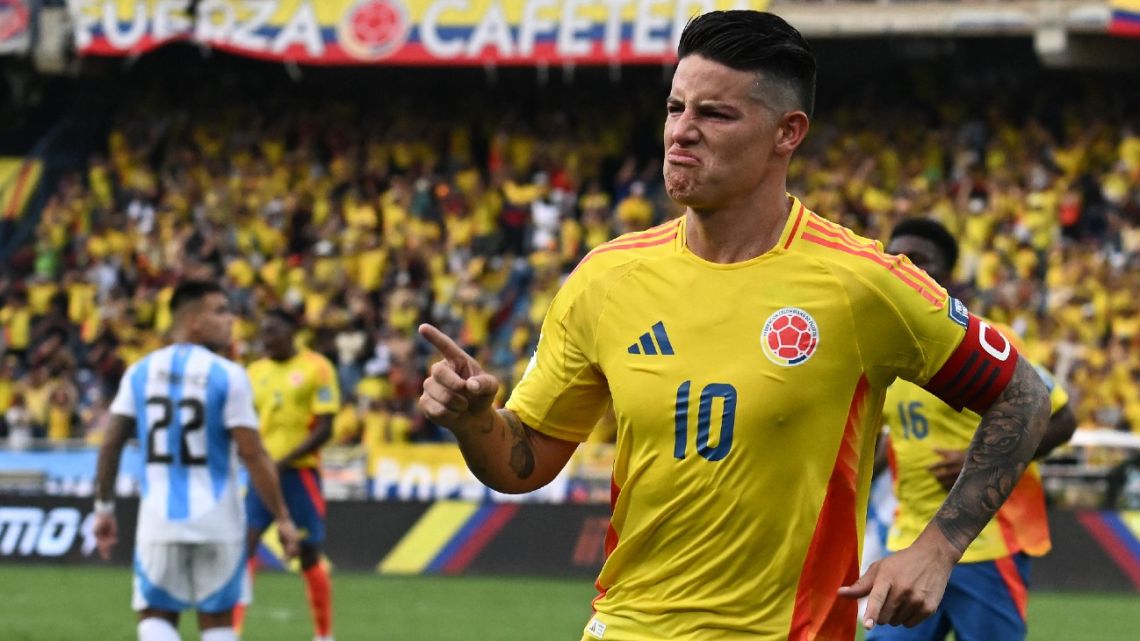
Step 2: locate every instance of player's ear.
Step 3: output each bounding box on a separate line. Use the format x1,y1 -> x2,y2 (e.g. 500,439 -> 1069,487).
774,111 -> 809,156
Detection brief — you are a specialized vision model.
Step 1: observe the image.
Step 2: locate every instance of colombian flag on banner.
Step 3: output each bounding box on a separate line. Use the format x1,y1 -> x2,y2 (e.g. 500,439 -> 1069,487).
1110,0 -> 1140,36
1076,511 -> 1140,589
67,0 -> 770,66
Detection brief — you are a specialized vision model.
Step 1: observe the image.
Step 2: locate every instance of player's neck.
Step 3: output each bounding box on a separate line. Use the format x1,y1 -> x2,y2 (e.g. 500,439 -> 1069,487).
684,190 -> 791,264
270,348 -> 297,362
169,328 -> 197,348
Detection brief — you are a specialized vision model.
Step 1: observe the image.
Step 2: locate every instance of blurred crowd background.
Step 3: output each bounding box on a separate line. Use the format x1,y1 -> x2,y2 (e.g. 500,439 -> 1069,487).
1,42 -> 1138,455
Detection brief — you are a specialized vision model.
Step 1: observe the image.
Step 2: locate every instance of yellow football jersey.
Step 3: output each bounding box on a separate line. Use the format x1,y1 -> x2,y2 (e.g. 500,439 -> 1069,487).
883,352 -> 1068,563
248,349 -> 340,469
507,198 -> 1014,641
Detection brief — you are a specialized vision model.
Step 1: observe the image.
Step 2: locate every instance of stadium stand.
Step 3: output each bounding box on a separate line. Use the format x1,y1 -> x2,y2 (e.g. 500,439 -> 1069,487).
0,14 -> 1137,509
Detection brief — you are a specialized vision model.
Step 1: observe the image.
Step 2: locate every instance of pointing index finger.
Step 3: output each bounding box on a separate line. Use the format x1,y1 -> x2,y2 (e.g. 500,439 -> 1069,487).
419,324 -> 470,366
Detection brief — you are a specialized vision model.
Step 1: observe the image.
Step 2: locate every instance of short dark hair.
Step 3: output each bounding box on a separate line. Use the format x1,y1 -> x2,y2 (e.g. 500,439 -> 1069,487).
264,307 -> 300,329
678,11 -> 816,117
890,218 -> 960,273
169,280 -> 225,316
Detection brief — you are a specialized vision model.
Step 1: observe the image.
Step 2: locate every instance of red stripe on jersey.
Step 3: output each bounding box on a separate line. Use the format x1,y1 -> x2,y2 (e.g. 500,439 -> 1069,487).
802,232 -> 944,307
995,509 -> 1023,557
572,221 -> 679,274
820,218 -> 943,294
994,555 -> 1029,621
592,476 -> 622,613
995,471 -> 1052,558
1006,473 -> 1052,556
783,203 -> 806,249
599,219 -> 679,249
802,217 -> 943,298
925,314 -> 1018,413
804,219 -> 944,295
788,376 -> 869,641
299,468 -> 326,518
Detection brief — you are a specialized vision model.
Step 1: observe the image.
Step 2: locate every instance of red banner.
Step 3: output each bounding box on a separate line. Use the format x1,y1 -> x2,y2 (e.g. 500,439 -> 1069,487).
68,0 -> 770,66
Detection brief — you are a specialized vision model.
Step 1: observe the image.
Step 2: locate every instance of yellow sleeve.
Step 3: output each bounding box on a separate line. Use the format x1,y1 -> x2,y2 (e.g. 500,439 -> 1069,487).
505,262 -> 612,443
822,248 -> 967,389
309,354 -> 341,415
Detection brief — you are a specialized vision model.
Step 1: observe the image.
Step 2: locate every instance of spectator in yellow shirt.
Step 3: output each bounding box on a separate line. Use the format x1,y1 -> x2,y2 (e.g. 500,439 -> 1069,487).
0,290 -> 32,365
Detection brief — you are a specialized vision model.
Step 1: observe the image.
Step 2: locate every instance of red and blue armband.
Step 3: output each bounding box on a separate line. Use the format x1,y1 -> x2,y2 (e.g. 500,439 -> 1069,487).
923,313 -> 1019,414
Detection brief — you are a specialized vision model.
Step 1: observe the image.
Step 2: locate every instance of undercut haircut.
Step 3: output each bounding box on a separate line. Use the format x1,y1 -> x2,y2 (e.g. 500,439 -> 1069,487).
169,280 -> 226,316
678,10 -> 817,117
890,217 -> 961,273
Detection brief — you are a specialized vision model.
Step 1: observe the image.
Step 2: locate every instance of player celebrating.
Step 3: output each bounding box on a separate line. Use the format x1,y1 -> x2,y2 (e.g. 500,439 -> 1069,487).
93,280 -> 299,641
871,218 -> 1077,641
237,308 -> 340,641
418,10 -> 1052,641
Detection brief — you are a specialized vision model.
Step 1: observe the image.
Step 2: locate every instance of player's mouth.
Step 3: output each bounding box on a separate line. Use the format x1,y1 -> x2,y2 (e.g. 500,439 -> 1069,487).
666,148 -> 701,166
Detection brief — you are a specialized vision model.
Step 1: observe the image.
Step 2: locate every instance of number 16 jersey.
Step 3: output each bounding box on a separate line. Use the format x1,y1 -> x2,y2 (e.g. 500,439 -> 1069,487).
508,198 -> 1016,641
110,343 -> 259,544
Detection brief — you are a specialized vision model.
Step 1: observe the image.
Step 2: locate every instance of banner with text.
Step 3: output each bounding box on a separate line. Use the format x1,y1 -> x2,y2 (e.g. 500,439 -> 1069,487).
67,0 -> 770,65
366,442 -> 613,503
2,496 -> 1138,592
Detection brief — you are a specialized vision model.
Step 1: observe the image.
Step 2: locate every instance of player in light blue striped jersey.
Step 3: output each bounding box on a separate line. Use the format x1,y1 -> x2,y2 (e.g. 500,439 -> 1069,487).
94,280 -> 300,641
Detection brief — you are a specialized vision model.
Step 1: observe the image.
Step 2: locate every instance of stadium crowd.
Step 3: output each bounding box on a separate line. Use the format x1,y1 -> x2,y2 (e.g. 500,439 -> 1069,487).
1,65 -> 1138,456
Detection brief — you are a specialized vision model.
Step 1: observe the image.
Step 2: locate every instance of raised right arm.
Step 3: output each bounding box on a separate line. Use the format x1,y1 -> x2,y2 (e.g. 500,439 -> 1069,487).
417,324 -> 578,494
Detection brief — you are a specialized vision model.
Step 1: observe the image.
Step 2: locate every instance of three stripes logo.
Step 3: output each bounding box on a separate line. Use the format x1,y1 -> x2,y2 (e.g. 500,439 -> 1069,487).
628,321 -> 674,355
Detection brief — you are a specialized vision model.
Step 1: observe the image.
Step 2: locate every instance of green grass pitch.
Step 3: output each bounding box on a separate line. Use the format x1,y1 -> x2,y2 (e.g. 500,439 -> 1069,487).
0,565 -> 1135,640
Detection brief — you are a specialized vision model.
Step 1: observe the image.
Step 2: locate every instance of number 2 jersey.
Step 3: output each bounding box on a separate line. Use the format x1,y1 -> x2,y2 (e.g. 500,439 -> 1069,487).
110,343 -> 259,544
506,197 -> 1020,641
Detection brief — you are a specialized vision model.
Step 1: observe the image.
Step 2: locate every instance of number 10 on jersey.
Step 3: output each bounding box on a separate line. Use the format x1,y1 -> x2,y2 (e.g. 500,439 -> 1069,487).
674,381 -> 738,461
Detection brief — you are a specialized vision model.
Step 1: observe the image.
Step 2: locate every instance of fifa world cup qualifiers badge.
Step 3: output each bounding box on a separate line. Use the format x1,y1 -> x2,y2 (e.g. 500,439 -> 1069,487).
586,617 -> 607,639
761,307 -> 820,367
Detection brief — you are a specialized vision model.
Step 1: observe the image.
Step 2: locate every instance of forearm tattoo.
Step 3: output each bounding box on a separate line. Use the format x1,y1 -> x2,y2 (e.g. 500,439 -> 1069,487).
500,409 -> 536,480
934,358 -> 1051,552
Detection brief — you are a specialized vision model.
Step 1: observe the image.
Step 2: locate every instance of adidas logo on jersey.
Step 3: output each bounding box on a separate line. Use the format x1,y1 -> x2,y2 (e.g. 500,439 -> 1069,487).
627,321 -> 674,355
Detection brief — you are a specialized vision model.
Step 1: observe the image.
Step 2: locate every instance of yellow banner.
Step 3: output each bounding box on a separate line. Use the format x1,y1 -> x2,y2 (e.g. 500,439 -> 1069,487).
68,0 -> 771,65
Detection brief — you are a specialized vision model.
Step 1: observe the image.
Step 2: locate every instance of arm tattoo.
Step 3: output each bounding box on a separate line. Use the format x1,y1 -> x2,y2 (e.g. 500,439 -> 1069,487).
499,409 -> 536,480
934,358 -> 1051,552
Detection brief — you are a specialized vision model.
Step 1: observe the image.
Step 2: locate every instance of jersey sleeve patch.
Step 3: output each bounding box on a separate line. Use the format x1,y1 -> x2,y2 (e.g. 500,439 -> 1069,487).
923,313 -> 1018,413
948,297 -> 969,328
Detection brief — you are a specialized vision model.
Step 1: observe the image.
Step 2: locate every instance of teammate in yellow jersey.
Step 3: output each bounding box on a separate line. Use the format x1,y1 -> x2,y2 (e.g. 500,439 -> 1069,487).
418,11 -> 1051,641
870,218 -> 1076,641
238,309 -> 340,641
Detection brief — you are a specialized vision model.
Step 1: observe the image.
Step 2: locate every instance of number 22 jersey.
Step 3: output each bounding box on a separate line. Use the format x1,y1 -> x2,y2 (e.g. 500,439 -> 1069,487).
110,343 -> 259,544
507,197 -> 1019,641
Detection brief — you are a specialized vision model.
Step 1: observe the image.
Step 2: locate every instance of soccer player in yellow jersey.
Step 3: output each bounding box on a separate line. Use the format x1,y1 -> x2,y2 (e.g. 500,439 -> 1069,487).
871,218 -> 1076,641
419,11 -> 1051,641
239,309 -> 340,641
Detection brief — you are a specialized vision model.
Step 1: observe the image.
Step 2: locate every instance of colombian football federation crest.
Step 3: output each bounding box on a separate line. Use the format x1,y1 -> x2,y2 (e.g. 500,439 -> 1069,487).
338,0 -> 410,61
761,307 -> 819,366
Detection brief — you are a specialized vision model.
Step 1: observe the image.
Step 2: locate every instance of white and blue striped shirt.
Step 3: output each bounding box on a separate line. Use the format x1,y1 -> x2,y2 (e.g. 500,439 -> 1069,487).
110,344 -> 258,543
